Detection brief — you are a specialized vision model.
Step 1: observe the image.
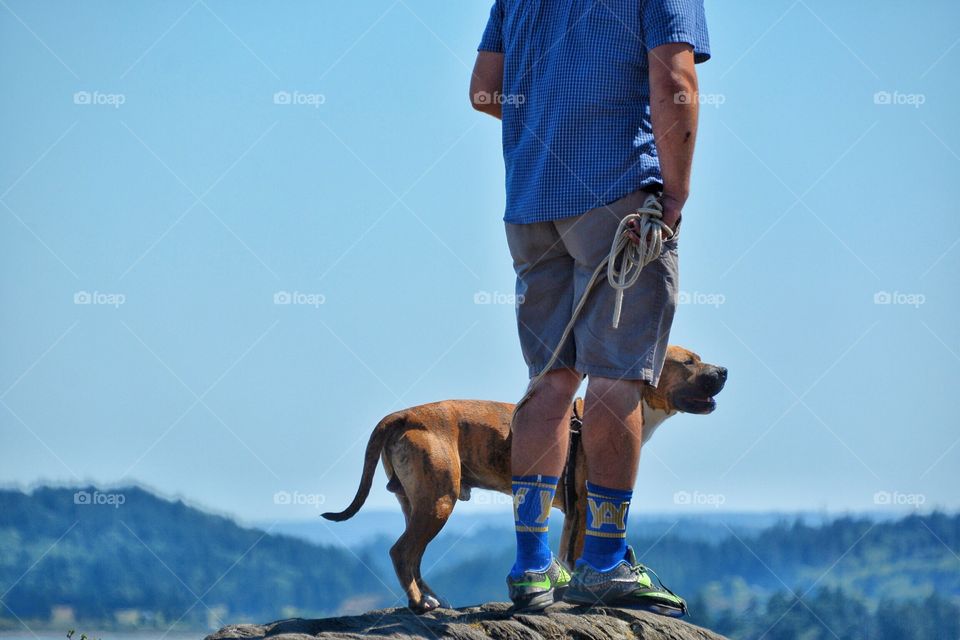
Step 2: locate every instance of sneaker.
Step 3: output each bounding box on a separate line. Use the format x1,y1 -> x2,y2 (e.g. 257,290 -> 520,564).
564,546 -> 687,617
506,555 -> 572,612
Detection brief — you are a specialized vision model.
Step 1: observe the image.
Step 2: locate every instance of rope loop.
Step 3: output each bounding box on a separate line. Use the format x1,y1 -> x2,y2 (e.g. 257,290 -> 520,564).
607,197 -> 672,328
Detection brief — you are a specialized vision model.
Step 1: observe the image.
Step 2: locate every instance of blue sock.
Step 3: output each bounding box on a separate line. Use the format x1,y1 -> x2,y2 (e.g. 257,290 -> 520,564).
580,481 -> 632,571
510,475 -> 558,577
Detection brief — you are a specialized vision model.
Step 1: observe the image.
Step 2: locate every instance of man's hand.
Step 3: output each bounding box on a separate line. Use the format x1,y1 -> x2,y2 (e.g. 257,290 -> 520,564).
470,51 -> 504,120
660,194 -> 683,236
625,193 -> 683,244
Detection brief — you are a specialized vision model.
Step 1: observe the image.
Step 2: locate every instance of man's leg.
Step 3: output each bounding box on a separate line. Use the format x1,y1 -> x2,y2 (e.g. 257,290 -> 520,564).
565,376 -> 687,615
504,217 -> 580,581
552,191 -> 677,570
509,367 -> 580,578
503,219 -> 582,607
512,367 -> 581,477
553,192 -> 684,613
581,377 -> 644,488
579,376 -> 644,570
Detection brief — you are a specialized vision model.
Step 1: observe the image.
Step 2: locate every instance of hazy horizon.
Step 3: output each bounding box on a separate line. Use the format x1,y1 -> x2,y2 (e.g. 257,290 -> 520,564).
0,480 -> 945,527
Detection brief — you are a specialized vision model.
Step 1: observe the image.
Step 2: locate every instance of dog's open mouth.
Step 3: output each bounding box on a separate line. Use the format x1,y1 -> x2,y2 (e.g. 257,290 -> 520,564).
675,396 -> 717,414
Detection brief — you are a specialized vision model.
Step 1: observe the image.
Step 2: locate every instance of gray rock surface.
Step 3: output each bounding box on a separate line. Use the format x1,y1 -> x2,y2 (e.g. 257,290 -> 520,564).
206,602 -> 728,640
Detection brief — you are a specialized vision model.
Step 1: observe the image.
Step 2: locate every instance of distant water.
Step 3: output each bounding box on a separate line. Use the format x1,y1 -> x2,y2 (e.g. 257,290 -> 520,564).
0,633 -> 202,640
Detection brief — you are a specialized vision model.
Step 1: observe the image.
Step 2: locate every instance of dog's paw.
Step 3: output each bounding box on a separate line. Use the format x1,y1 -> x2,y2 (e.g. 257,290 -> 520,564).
411,595 -> 441,614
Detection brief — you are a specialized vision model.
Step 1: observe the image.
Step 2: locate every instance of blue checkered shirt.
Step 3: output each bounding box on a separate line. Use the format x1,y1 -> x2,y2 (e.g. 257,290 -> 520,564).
479,0 -> 710,224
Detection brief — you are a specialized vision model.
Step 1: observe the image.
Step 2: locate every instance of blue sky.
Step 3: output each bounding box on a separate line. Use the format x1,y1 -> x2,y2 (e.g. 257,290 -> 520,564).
1,0 -> 958,523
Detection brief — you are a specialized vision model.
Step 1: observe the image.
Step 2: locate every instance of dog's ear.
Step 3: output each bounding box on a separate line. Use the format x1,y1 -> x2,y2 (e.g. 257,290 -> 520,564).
666,344 -> 699,364
642,383 -> 672,412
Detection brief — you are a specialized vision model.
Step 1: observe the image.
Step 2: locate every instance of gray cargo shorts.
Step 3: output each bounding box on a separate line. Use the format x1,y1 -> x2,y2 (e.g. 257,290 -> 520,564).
505,189 -> 679,385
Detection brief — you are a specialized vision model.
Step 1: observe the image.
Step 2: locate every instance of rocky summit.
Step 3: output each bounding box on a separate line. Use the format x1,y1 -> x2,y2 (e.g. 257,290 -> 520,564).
206,602 -> 728,640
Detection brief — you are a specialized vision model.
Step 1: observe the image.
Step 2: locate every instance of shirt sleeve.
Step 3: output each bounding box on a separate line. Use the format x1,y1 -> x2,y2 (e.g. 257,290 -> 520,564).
642,0 -> 711,63
478,0 -> 504,53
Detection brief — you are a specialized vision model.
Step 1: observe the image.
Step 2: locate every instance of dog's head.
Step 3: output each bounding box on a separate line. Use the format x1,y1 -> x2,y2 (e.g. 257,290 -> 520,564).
645,345 -> 727,415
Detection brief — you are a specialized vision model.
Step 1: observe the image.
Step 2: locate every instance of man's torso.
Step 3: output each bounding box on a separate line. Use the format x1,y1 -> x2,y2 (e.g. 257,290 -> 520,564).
485,0 -> 709,224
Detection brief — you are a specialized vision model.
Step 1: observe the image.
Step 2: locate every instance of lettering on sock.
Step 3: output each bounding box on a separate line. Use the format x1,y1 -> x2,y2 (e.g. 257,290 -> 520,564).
536,489 -> 551,522
513,486 -> 527,521
511,477 -> 558,573
513,486 -> 553,525
586,497 -> 629,536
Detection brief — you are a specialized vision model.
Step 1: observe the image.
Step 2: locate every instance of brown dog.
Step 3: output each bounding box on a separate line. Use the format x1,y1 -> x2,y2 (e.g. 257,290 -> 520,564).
323,345 -> 727,613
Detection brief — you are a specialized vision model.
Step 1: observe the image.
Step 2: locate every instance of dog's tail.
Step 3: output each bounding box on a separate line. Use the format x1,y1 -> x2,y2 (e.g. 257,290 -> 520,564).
321,413 -> 397,522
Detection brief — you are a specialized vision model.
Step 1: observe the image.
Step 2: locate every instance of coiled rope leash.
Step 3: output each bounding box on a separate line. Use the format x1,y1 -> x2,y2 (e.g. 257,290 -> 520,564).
511,193 -> 674,423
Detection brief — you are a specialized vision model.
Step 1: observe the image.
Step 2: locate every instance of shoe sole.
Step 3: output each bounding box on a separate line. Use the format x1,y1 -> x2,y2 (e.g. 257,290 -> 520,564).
563,589 -> 685,617
563,587 -> 604,607
511,588 -> 556,613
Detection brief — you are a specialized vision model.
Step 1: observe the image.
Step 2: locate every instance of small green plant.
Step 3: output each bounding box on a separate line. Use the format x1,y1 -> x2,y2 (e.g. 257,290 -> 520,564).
66,629 -> 100,640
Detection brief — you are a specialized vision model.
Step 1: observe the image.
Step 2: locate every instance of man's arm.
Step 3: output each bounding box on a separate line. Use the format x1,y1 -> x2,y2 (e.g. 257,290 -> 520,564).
470,51 -> 504,120
648,43 -> 700,232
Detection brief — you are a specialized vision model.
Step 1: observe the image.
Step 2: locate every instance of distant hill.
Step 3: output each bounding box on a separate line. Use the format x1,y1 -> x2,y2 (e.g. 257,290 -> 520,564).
0,486 -> 391,630
2,485 -> 958,639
